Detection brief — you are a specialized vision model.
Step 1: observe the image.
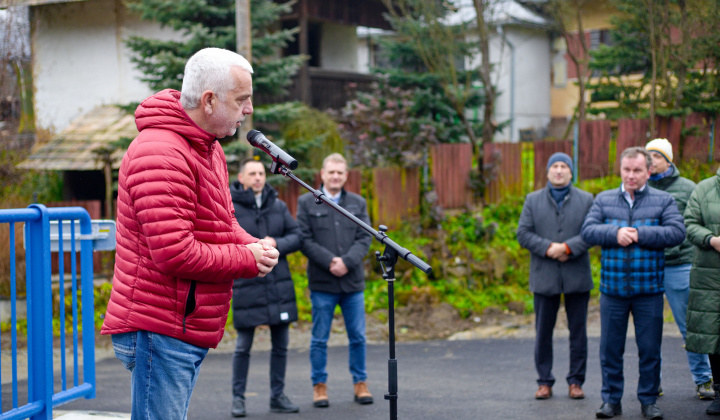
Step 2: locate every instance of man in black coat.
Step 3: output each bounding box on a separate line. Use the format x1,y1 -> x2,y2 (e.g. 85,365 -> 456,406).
229,158 -> 302,417
517,152 -> 594,401
296,153 -> 373,408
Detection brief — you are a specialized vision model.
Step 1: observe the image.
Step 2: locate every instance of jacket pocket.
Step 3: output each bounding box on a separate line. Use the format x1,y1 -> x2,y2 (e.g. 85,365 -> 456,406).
309,210 -> 330,231
183,280 -> 197,333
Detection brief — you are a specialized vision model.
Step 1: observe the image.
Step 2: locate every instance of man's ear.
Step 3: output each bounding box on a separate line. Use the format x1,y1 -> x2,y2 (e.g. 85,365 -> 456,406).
200,90 -> 215,114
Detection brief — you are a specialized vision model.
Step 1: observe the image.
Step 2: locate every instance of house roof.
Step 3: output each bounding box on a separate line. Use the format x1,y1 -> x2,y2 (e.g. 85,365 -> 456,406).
445,0 -> 551,28
0,0 -> 86,7
18,105 -> 136,171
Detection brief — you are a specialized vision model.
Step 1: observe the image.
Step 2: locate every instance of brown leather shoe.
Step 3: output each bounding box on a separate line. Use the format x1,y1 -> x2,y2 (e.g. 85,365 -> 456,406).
569,383 -> 585,399
353,381 -> 373,404
313,383 -> 329,408
535,385 -> 552,399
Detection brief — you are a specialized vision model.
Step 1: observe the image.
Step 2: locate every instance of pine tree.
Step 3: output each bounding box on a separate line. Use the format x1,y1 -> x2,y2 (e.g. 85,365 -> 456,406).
341,0 -> 492,195
378,0 -> 485,145
125,0 -> 305,97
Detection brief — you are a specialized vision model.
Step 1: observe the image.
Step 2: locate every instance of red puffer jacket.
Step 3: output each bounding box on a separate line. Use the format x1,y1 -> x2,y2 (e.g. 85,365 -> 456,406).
101,89 -> 259,348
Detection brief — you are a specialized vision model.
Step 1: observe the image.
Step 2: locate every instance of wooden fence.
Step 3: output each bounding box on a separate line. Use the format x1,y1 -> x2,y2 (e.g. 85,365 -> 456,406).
578,120 -> 611,180
431,143 -> 473,209
370,167 -> 420,228
616,114 -> 720,167
484,142 -> 522,203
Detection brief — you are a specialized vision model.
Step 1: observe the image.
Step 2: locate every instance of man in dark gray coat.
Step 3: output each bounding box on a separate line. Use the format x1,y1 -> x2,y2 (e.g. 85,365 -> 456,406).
517,152 -> 594,401
297,153 -> 373,408
229,158 -> 302,417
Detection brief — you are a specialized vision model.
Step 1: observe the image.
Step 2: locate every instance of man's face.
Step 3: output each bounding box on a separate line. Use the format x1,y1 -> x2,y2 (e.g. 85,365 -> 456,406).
238,161 -> 266,194
321,161 -> 348,195
620,154 -> 651,193
208,66 -> 253,138
649,151 -> 670,175
547,162 -> 572,188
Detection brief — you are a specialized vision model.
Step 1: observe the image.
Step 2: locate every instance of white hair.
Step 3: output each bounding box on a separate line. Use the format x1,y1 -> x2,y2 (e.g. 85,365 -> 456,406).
181,48 -> 253,110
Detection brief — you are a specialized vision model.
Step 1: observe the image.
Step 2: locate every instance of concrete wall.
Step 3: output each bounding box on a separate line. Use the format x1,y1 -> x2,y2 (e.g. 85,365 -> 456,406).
31,0 -> 180,133
320,22 -> 358,72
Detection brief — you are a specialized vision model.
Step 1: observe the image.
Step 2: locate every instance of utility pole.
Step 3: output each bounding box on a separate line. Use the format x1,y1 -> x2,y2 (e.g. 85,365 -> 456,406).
236,0 -> 253,139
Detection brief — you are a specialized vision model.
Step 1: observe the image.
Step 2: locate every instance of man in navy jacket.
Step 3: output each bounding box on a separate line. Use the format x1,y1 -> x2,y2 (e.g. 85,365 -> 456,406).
581,147 -> 685,420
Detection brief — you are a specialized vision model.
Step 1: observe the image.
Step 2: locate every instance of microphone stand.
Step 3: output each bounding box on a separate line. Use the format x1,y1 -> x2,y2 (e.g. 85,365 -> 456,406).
271,162 -> 432,420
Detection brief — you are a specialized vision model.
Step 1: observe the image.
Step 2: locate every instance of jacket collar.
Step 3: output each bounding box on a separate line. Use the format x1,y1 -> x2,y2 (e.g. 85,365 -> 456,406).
648,163 -> 679,188
230,182 -> 276,209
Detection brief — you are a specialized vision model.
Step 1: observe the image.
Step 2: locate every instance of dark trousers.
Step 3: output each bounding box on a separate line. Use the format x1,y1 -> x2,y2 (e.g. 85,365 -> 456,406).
534,291 -> 590,387
232,323 -> 289,399
599,293 -> 663,405
709,354 -> 720,381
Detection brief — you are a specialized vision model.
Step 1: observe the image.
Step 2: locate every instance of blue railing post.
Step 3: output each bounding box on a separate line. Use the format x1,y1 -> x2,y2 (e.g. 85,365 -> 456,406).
79,213 -> 96,399
26,204 -> 53,420
1,206 -> 99,420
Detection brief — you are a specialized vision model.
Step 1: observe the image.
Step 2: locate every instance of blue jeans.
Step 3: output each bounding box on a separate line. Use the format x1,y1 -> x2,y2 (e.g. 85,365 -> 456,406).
112,331 -> 209,420
310,290 -> 367,385
232,323 -> 289,399
600,293 -> 663,406
664,264 -> 712,385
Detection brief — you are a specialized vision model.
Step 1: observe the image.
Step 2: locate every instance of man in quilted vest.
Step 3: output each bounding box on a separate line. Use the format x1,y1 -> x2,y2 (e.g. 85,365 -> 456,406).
582,147 -> 685,420
101,48 -> 280,420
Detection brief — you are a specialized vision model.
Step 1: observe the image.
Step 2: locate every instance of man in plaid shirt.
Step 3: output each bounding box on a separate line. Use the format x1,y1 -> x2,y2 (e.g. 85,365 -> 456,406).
581,147 -> 685,420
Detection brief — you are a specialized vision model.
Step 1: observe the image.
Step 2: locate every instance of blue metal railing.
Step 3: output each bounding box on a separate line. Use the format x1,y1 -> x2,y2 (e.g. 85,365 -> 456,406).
0,205 -> 96,420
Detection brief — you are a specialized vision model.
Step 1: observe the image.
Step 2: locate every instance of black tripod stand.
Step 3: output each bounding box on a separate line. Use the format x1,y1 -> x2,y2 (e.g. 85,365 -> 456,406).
270,162 -> 432,420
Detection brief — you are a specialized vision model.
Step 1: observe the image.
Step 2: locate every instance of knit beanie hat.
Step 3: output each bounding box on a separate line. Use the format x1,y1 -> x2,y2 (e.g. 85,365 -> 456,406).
547,152 -> 573,176
646,138 -> 673,162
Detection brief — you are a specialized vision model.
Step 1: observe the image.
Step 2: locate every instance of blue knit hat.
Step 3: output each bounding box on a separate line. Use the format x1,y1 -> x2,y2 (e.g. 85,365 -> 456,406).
547,152 -> 573,176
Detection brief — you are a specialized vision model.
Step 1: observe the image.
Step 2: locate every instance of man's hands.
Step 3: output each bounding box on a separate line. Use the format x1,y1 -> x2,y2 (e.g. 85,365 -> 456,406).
246,241 -> 279,277
710,237 -> 720,253
329,257 -> 349,277
545,242 -> 569,262
617,227 -> 639,247
262,236 -> 277,248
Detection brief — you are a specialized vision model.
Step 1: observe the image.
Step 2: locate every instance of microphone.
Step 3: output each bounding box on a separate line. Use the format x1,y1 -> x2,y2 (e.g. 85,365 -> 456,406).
246,129 -> 298,172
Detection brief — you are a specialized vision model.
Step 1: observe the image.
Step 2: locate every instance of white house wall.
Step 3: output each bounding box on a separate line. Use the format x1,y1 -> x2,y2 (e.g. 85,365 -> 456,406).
31,0 -> 180,133
320,22 -> 358,72
468,26 -> 550,142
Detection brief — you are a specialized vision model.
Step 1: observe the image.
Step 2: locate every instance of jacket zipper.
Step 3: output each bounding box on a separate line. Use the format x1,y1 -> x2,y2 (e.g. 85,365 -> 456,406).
626,203 -> 633,296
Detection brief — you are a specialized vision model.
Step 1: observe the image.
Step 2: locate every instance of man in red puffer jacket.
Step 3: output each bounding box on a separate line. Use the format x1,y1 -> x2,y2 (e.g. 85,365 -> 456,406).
100,47 -> 279,420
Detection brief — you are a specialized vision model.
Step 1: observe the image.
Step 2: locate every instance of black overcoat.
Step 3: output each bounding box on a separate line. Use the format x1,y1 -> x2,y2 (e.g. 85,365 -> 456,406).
230,182 -> 301,329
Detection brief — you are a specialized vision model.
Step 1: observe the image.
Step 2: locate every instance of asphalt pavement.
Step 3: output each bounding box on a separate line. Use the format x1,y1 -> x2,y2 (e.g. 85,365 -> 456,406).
51,334 -> 709,420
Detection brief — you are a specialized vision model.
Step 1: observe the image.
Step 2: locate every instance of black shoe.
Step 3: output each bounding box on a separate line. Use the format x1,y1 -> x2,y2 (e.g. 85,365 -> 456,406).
270,393 -> 300,413
596,402 -> 622,419
707,394 -> 720,415
231,396 -> 246,418
641,403 -> 663,419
